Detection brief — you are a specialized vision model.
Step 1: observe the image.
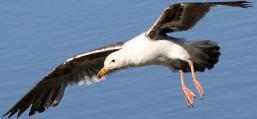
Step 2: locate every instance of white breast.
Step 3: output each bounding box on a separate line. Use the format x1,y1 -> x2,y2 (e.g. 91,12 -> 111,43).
122,33 -> 190,66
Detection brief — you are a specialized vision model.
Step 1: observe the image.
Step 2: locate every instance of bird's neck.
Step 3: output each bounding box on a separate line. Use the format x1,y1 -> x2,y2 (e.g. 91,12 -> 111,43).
120,52 -> 149,68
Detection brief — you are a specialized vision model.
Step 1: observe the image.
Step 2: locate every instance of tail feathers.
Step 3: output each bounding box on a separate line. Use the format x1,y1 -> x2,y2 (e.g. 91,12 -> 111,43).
177,40 -> 220,72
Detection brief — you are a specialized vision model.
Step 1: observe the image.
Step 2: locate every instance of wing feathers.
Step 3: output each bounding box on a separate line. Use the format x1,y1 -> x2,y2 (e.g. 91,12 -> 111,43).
203,1 -> 253,8
3,42 -> 123,118
147,1 -> 253,39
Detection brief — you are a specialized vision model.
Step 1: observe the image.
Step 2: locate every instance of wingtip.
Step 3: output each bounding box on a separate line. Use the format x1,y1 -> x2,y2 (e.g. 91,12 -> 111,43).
2,114 -> 7,118
2,113 -> 7,118
2,111 -> 15,119
239,1 -> 254,8
2,112 -> 11,119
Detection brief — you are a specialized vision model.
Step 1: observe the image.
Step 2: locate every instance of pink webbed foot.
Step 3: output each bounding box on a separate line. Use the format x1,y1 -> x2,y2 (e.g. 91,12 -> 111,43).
179,70 -> 195,107
182,84 -> 196,107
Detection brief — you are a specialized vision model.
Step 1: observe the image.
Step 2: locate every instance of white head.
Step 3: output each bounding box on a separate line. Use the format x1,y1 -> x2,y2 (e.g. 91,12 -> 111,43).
97,51 -> 127,78
105,51 -> 127,69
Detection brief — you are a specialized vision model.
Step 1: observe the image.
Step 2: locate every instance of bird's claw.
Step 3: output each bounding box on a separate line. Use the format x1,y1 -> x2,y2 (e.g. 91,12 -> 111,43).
182,86 -> 195,107
193,79 -> 204,99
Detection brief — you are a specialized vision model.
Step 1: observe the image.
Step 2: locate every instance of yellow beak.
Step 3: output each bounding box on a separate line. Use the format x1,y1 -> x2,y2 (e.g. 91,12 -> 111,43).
97,67 -> 111,79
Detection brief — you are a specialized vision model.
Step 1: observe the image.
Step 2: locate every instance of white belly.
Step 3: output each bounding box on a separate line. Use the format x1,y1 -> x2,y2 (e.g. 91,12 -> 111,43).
122,33 -> 190,66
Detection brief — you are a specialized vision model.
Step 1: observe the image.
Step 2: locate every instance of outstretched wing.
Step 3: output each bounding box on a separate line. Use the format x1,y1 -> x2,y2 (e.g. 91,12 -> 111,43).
146,1 -> 253,39
3,42 -> 123,118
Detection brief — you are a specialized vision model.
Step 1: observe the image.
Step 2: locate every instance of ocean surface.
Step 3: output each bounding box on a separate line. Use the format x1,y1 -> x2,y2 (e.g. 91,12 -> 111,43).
0,0 -> 256,119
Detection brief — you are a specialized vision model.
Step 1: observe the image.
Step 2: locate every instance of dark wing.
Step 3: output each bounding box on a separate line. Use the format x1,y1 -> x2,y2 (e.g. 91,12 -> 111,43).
3,42 -> 123,118
146,1 -> 253,39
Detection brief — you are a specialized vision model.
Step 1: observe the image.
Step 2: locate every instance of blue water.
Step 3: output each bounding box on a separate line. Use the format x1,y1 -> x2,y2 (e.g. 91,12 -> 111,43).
0,0 -> 257,119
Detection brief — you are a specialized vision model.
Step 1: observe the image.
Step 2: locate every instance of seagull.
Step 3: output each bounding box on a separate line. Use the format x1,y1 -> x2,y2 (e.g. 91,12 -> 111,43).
3,1 -> 253,118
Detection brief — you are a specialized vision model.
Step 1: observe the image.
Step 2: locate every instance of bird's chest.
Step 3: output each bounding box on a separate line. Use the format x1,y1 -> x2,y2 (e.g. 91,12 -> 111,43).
123,33 -> 190,67
123,35 -> 171,66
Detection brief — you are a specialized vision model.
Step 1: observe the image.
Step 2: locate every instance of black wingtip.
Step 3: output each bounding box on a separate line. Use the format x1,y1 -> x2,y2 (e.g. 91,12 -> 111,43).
5,111 -> 15,119
2,113 -> 7,118
2,113 -> 8,118
215,1 -> 254,8
2,111 -> 14,119
237,1 -> 254,8
234,0 -> 254,8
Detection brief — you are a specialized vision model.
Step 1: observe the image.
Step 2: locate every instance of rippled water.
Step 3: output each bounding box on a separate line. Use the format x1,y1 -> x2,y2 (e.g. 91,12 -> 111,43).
0,0 -> 256,119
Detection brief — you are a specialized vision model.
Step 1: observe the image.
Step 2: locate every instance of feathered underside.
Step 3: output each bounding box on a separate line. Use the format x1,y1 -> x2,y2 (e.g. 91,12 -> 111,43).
146,1 -> 253,39
3,42 -> 123,118
171,39 -> 221,73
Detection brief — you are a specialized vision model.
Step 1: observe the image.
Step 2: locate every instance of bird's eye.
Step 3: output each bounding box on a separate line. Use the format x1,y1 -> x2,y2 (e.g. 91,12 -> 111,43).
112,59 -> 115,62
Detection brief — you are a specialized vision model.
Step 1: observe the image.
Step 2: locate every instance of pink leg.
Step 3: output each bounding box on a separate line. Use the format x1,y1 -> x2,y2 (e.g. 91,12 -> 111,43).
187,60 -> 205,100
179,70 -> 195,107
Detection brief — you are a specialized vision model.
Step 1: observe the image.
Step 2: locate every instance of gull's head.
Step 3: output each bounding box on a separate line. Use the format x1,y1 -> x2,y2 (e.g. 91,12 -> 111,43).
97,51 -> 125,79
